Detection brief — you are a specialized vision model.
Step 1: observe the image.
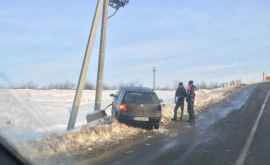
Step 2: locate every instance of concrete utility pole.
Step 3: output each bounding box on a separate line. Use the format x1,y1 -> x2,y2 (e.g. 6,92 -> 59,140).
263,72 -> 265,81
67,0 -> 103,130
94,0 -> 109,111
153,67 -> 156,90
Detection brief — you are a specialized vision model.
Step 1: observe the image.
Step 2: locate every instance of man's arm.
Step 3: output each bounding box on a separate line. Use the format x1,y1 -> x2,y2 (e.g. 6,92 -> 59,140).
183,88 -> 187,97
175,88 -> 179,103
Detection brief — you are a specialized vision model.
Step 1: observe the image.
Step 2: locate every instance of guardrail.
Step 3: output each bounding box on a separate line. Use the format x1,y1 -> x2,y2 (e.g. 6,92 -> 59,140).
86,103 -> 112,123
86,110 -> 107,123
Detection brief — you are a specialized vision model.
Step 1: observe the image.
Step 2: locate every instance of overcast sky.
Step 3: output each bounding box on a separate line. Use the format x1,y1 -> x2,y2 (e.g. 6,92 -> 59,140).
1,0 -> 270,88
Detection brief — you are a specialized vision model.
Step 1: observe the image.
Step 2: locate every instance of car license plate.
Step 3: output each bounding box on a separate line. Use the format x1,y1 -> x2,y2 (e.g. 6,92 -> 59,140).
134,117 -> 149,121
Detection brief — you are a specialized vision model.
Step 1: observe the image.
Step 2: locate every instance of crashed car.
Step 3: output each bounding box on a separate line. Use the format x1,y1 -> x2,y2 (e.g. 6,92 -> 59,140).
111,86 -> 162,129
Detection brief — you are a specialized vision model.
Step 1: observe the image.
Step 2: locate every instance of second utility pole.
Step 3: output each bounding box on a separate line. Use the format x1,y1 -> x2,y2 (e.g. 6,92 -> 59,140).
153,67 -> 156,90
94,0 -> 109,111
67,0 -> 103,130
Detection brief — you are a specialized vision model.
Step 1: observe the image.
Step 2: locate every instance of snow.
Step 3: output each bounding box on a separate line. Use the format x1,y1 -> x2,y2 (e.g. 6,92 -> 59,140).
0,87 -> 237,163
0,89 -> 115,141
0,88 -> 232,139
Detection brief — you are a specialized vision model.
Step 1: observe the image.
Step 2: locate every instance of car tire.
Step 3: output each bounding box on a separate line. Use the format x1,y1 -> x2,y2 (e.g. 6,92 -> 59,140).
154,123 -> 160,129
115,111 -> 120,119
112,111 -> 119,121
144,123 -> 153,130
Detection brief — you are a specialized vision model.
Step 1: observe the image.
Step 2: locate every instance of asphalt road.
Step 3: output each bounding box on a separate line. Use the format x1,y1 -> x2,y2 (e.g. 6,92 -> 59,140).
81,83 -> 270,165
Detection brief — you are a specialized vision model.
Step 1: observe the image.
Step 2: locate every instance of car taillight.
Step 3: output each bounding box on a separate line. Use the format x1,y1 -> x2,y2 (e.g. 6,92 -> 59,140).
119,104 -> 127,112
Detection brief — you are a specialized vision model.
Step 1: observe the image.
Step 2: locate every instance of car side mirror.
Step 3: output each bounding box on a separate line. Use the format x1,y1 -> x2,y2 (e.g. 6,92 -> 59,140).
110,93 -> 118,98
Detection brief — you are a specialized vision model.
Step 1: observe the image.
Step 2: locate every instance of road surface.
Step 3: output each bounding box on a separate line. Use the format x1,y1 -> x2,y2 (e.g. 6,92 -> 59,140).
79,83 -> 270,165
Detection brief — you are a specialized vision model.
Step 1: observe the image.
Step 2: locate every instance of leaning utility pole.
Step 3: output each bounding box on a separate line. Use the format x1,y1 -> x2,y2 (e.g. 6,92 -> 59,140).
94,0 -> 109,111
67,0 -> 129,130
67,0 -> 103,130
153,67 -> 156,90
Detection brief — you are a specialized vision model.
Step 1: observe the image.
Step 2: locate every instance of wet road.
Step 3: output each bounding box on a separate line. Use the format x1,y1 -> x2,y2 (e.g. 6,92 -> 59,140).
81,83 -> 270,165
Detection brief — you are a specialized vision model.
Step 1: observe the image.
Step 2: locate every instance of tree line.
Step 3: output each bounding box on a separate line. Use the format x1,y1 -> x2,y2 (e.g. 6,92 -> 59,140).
0,81 -> 234,90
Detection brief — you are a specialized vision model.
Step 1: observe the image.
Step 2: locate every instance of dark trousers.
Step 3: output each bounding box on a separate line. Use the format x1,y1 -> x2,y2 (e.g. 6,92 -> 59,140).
187,100 -> 195,121
173,101 -> 184,120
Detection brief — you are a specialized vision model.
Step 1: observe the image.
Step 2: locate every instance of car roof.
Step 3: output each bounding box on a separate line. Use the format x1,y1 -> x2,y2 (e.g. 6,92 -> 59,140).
120,86 -> 154,93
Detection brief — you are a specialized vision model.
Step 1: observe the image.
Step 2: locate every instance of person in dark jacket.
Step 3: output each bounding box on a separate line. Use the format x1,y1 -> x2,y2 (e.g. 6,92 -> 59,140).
186,80 -> 196,122
172,82 -> 187,120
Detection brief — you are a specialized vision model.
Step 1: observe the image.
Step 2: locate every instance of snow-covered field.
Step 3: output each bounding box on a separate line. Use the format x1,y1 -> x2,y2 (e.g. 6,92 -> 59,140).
0,88 -> 233,141
0,89 -> 169,140
0,88 -> 237,164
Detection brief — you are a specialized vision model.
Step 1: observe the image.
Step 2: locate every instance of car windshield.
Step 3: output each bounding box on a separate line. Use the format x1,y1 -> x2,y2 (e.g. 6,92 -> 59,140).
124,92 -> 160,104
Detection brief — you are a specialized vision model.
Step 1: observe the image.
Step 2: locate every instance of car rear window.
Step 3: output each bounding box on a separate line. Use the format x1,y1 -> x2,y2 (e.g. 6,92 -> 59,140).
123,92 -> 159,104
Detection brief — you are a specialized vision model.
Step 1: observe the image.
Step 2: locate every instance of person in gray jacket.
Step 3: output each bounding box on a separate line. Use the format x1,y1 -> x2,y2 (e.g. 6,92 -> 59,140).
172,82 -> 187,121
186,80 -> 196,122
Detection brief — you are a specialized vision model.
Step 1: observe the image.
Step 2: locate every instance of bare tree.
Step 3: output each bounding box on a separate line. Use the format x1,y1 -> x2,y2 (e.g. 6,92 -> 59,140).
45,81 -> 75,90
13,81 -> 39,89
85,82 -> 95,90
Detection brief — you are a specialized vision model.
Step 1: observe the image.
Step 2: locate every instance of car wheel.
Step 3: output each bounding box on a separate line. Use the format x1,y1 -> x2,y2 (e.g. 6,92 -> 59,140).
154,123 -> 160,129
144,123 -> 153,130
115,111 -> 120,119
111,111 -> 118,120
